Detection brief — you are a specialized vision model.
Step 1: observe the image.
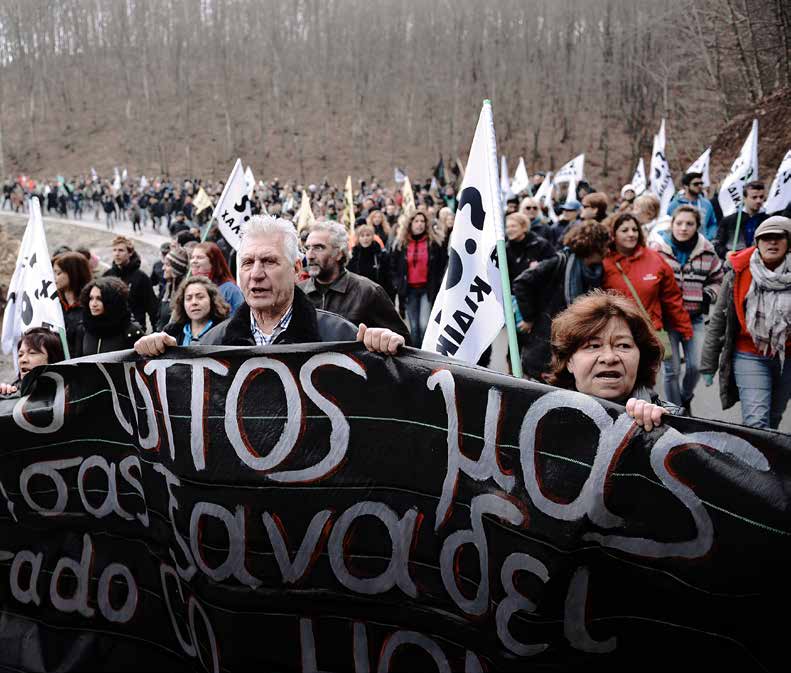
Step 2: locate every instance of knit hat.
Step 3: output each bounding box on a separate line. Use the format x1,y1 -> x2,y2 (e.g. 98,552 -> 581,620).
166,246 -> 189,277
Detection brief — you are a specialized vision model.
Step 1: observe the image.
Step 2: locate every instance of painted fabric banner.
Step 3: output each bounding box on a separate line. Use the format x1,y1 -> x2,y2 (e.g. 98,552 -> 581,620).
0,344 -> 789,672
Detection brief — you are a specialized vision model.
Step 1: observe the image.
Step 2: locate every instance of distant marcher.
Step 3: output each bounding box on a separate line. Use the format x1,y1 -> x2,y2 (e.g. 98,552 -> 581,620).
151,242 -> 171,299
580,192 -> 609,223
505,212 -> 555,281
347,222 -> 394,299
551,200 -> 582,249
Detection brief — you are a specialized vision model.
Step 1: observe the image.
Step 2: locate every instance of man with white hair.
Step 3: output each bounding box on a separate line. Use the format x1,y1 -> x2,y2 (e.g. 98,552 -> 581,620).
299,221 -> 410,343
134,215 -> 405,355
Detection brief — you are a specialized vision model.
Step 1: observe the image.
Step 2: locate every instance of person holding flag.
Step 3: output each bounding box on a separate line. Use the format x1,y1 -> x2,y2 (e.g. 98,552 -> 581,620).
714,181 -> 768,260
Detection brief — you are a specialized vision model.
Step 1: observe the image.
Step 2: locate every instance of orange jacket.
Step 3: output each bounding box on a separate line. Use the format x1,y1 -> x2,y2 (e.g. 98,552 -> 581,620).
603,245 -> 694,339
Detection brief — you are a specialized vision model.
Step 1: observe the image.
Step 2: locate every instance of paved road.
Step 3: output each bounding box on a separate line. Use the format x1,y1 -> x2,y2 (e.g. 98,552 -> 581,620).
1,208 -> 170,250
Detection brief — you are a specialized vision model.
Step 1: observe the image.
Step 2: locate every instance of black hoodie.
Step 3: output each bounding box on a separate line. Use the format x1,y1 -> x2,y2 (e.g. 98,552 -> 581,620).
103,251 -> 158,329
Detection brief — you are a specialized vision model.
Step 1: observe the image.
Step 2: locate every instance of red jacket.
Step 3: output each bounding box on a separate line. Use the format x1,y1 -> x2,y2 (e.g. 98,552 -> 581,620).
603,245 -> 693,339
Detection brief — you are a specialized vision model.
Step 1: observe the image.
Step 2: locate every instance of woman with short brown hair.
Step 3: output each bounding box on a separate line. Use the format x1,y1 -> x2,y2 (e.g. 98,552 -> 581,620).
546,290 -> 677,429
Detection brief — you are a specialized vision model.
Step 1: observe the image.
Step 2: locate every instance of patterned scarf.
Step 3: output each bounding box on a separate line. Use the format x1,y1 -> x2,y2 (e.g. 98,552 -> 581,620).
745,250 -> 791,360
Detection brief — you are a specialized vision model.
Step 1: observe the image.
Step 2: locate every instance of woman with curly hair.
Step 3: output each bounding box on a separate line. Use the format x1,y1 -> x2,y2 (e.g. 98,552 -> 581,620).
190,241 -> 244,313
513,220 -> 610,380
389,211 -> 447,346
546,289 -> 680,429
162,276 -> 231,346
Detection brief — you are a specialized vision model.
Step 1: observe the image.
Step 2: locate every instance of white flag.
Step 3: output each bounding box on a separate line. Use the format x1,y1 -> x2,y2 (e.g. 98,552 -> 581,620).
90,167 -> 98,182
511,157 -> 530,195
2,198 -> 65,368
500,155 -> 511,203
140,175 -> 149,191
112,167 -> 121,192
764,149 -> 791,215
244,166 -> 256,197
534,172 -> 558,223
214,159 -> 252,251
394,167 -> 406,184
631,158 -> 647,196
422,101 -> 504,363
296,190 -> 316,232
686,147 -> 711,188
718,119 -> 759,217
121,168 -> 128,182
650,120 -> 674,214
554,153 -> 584,184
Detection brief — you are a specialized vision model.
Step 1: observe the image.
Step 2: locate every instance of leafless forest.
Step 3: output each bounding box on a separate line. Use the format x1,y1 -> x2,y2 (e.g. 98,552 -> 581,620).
0,0 -> 789,188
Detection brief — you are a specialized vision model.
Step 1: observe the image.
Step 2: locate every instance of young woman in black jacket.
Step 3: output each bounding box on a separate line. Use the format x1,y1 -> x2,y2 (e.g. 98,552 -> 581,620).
74,277 -> 143,356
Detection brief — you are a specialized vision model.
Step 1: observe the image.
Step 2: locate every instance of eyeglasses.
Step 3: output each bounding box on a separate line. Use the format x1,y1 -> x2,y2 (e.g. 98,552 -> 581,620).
524,206 -> 539,210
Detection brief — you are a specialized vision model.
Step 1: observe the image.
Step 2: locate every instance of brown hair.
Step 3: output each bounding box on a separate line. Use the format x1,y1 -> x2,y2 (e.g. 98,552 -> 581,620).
561,221 -> 611,258
608,212 -> 646,251
670,204 -> 701,229
506,212 -> 530,232
545,290 -> 662,389
393,211 -> 444,250
53,251 -> 92,298
169,276 -> 230,325
633,193 -> 660,221
191,242 -> 236,285
17,327 -> 65,365
111,235 -> 135,252
581,192 -> 609,221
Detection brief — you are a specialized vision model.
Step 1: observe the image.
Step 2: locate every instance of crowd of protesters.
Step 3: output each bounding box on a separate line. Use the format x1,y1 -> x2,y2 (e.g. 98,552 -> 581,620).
2,166 -> 790,431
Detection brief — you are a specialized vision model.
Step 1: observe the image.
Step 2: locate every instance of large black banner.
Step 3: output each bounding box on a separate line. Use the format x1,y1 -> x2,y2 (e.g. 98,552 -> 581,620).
0,344 -> 789,671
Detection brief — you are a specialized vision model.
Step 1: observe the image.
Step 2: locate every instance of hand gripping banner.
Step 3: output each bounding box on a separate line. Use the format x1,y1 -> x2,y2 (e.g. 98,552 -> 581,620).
0,344 -> 789,672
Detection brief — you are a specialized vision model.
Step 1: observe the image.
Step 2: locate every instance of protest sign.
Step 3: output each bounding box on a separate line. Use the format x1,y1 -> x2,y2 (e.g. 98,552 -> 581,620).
0,344 -> 789,671
511,157 -> 530,196
554,153 -> 584,184
686,147 -> 712,188
213,159 -> 251,250
422,101 -> 505,363
650,120 -> 674,214
718,119 -> 759,217
764,149 -> 791,215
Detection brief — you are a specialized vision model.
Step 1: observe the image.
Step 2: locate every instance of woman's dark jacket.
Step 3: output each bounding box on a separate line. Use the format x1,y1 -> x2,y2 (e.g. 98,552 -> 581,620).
505,231 -> 556,281
72,282 -> 144,357
388,238 -> 447,306
103,251 -> 158,330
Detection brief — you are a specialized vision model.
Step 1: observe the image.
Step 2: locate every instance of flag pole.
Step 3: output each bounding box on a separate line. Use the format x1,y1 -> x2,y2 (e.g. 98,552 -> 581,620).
58,327 -> 71,360
483,100 -> 523,378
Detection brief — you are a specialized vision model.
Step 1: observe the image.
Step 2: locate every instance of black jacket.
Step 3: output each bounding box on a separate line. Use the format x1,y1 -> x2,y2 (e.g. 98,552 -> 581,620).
201,286 -> 357,346
347,243 -> 393,298
75,318 -> 144,356
505,231 -> 556,281
389,238 -> 447,306
298,271 -> 410,344
61,300 -> 84,359
104,252 -> 158,330
714,210 -> 768,260
512,252 -> 572,379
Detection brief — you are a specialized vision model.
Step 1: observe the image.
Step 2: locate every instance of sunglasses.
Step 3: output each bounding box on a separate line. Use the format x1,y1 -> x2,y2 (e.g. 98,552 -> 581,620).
524,206 -> 539,210
690,182 -> 703,186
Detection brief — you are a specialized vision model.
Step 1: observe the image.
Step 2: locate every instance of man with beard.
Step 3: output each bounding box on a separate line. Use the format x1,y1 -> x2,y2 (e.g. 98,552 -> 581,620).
103,235 -> 158,331
299,220 -> 411,343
